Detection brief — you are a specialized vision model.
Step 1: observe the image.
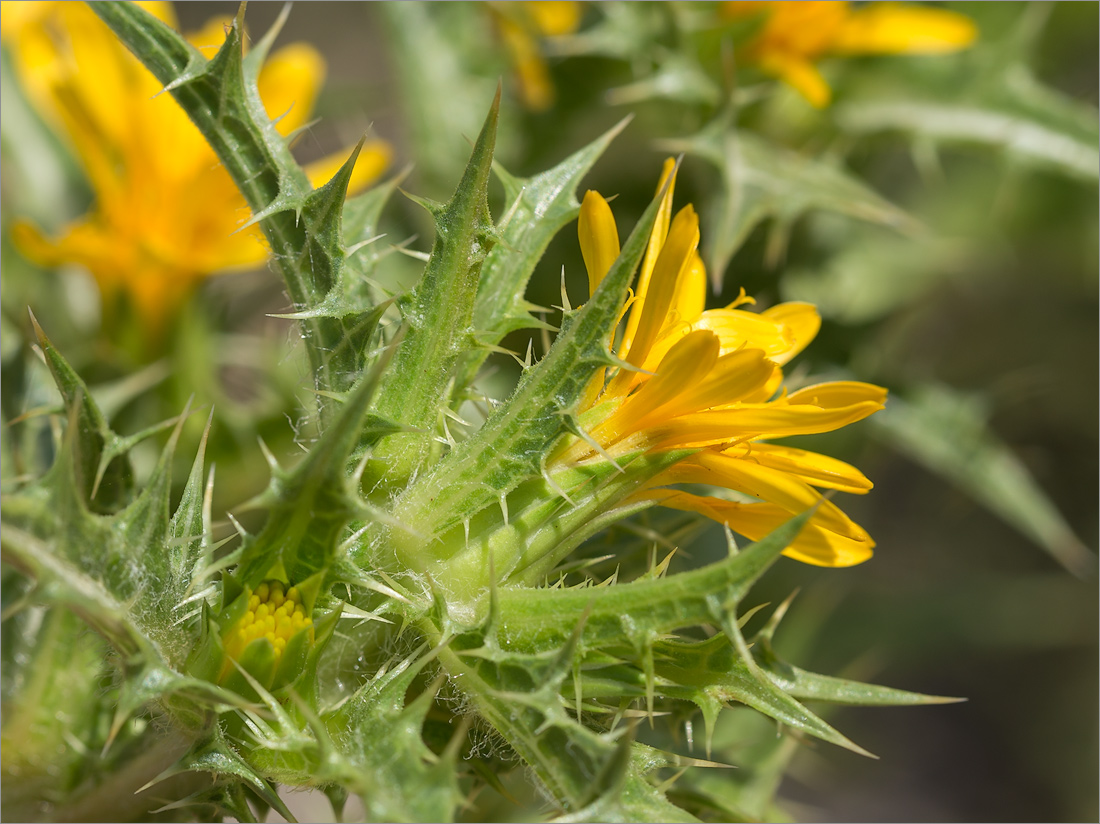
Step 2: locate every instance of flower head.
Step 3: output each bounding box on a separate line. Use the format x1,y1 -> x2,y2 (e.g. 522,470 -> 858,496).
723,1 -> 977,107
564,159 -> 885,566
3,1 -> 390,331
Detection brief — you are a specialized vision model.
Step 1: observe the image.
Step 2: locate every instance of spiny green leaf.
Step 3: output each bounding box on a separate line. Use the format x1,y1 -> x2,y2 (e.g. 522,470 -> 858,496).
236,349 -> 395,586
437,637 -> 632,814
167,412 -> 214,599
493,512 -> 811,652
366,89 -> 501,483
753,649 -> 963,707
408,451 -> 680,600
0,524 -> 154,658
387,167 -> 672,549
114,407 -> 192,617
554,749 -> 702,823
29,312 -> 133,512
321,650 -> 463,823
456,116 -> 631,391
169,732 -> 296,823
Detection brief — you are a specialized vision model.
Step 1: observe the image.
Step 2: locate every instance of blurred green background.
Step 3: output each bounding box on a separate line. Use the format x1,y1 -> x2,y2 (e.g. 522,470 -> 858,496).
3,2 -> 1096,821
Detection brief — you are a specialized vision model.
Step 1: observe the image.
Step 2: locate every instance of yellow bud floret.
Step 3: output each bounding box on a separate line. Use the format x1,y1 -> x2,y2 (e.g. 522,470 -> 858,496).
222,580 -> 314,677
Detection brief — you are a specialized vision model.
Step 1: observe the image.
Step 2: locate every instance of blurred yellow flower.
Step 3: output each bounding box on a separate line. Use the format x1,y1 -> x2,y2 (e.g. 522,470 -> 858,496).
561,159 -> 885,566
1,1 -> 390,330
724,1 -> 977,107
489,1 -> 583,111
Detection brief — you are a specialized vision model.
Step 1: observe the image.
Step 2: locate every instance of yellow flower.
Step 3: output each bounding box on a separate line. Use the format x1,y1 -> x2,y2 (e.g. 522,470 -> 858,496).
2,1 -> 391,331
723,1 -> 977,107
489,1 -> 583,111
561,159 -> 885,567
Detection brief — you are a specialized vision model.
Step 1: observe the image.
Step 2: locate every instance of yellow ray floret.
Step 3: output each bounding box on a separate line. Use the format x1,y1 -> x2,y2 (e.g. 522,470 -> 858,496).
562,159 -> 887,566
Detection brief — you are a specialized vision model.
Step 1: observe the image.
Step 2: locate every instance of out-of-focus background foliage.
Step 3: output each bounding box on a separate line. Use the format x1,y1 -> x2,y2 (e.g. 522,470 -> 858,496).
2,2 -> 1095,821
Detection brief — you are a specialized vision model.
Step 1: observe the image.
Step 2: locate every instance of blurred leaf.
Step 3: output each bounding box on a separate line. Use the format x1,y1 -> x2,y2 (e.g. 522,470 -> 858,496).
781,225 -> 974,324
607,53 -> 721,107
835,5 -> 1099,182
872,384 -> 1095,576
661,109 -> 917,289
835,82 -> 1098,181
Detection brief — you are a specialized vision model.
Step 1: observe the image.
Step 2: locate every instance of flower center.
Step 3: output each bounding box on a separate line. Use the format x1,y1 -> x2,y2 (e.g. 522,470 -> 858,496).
225,580 -> 312,665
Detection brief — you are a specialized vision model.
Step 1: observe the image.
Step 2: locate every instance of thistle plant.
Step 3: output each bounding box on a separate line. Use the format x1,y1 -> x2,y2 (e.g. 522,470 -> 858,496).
0,3 -> 1018,822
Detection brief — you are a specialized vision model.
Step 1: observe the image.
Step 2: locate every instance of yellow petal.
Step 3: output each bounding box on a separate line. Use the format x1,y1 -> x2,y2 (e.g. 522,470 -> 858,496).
787,381 -> 888,408
618,157 -> 678,357
304,139 -> 392,195
722,442 -> 872,494
832,3 -> 977,56
644,490 -> 873,567
498,14 -> 556,111
600,330 -> 720,444
668,250 -> 708,328
649,398 -> 884,448
640,305 -> 795,372
662,450 -> 869,541
632,348 -> 775,428
614,204 -> 699,383
0,1 -> 55,39
759,52 -> 832,108
579,190 -> 621,296
526,1 -> 583,36
759,301 -> 821,364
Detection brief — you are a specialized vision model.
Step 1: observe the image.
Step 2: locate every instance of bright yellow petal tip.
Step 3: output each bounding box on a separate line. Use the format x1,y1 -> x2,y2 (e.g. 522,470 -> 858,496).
578,190 -> 621,297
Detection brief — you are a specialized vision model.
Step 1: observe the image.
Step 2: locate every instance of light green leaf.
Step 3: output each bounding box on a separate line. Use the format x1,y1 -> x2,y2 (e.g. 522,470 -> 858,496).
835,87 -> 1098,181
